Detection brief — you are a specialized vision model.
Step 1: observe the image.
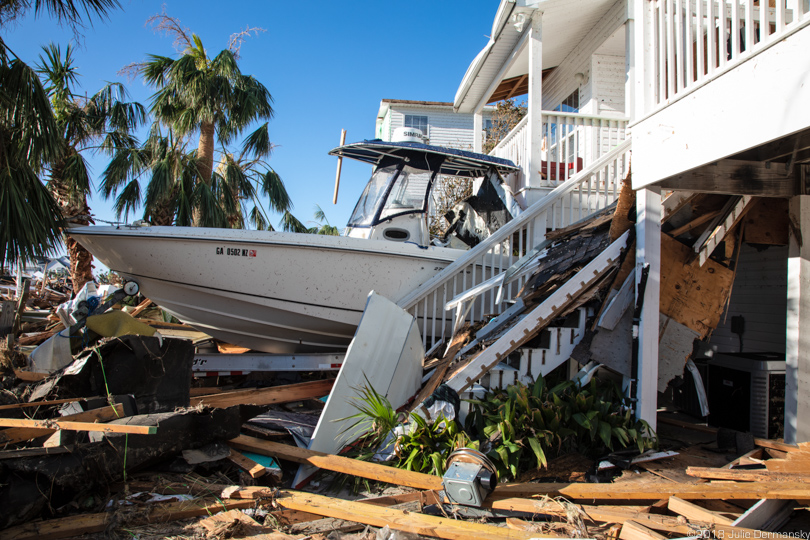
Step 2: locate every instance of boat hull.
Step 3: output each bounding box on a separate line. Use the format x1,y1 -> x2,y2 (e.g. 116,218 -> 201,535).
69,226 -> 461,353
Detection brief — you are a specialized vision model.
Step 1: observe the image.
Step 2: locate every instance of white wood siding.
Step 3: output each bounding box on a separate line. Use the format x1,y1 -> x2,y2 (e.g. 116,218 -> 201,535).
383,106 -> 493,150
709,244 -> 788,355
591,54 -> 626,116
541,0 -> 626,111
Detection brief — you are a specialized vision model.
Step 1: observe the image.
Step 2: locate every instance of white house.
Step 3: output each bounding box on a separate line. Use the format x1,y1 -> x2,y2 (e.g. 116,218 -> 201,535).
375,99 -> 495,150
395,0 -> 810,443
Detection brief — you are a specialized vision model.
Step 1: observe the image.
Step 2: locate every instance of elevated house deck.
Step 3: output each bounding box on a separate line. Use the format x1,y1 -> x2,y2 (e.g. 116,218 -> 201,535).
398,0 -> 810,442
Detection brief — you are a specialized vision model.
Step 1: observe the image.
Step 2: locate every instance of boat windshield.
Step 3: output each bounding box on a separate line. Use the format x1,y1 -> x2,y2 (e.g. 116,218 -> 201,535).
347,164 -> 433,227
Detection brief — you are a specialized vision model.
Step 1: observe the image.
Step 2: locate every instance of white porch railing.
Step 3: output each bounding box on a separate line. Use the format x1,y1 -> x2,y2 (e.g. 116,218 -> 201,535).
490,111 -> 629,189
398,138 -> 632,351
646,0 -> 809,113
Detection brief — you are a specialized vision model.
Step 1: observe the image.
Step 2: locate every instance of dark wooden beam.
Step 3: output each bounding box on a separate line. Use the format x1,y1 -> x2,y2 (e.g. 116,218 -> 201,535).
657,159 -> 799,197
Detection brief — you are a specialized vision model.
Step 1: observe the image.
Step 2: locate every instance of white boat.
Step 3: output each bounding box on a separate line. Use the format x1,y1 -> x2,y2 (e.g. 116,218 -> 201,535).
70,134 -> 517,354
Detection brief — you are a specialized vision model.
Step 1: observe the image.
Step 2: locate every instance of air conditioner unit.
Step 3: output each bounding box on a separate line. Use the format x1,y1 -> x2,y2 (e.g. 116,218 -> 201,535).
707,352 -> 785,439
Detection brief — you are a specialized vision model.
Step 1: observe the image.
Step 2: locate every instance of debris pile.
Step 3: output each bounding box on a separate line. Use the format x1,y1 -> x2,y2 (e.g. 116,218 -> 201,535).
1,191 -> 808,539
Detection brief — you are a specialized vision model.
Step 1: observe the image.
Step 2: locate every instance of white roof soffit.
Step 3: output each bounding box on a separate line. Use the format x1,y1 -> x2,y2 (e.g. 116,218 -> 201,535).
454,0 -> 625,113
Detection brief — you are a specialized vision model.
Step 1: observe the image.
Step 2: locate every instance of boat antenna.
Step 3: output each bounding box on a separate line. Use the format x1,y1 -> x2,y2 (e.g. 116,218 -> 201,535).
333,129 -> 347,204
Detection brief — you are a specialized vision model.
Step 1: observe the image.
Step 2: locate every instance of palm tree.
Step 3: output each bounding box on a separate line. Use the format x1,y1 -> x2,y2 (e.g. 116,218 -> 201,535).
135,15 -> 289,227
0,39 -> 64,271
101,123 -> 291,230
0,0 -> 125,272
37,43 -> 145,292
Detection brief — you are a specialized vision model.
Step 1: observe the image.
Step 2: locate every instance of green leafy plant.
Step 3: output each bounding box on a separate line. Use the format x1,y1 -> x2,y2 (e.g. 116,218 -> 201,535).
466,376 -> 657,480
340,379 -> 473,476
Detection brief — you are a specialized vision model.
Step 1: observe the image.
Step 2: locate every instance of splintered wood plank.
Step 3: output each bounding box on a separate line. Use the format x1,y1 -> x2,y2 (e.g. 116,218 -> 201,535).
659,234 -> 734,338
489,481 -> 810,500
667,496 -> 734,525
227,436 -> 443,491
619,521 -> 667,540
686,467 -> 809,482
227,448 -> 267,478
2,499 -> 256,540
0,403 -> 125,445
273,490 -> 540,540
128,298 -> 154,318
0,417 -> 156,435
190,379 -> 334,408
490,499 -> 702,534
0,397 -> 93,410
411,327 -> 473,413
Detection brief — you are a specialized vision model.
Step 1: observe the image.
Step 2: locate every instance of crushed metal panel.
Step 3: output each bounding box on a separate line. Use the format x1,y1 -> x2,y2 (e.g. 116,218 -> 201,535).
659,315 -> 701,393
293,291 -> 423,488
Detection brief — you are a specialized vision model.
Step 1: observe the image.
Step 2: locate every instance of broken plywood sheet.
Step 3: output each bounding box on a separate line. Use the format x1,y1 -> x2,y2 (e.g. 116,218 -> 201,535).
293,291 -> 423,488
743,197 -> 789,246
660,234 -> 734,338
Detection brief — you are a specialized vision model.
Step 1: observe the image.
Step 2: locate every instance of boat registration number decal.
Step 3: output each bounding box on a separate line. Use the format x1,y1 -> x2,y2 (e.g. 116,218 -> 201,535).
216,247 -> 257,258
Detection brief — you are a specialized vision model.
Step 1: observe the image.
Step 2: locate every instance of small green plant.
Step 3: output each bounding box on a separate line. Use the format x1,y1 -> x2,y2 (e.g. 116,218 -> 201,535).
466,376 -> 657,480
340,379 -> 472,476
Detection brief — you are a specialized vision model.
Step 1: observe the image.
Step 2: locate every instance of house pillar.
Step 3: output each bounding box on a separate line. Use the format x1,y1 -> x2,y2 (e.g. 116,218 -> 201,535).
635,187 -> 661,430
785,195 -> 810,443
473,110 -> 483,153
525,11 -> 544,204
629,0 -> 655,123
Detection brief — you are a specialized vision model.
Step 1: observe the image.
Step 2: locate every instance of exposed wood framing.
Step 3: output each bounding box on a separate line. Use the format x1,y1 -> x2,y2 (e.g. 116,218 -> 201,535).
657,159 -> 799,197
695,195 -> 754,266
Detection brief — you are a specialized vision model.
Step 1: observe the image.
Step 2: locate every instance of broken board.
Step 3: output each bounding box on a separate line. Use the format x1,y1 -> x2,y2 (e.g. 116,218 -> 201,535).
659,234 -> 734,338
292,291 -> 423,488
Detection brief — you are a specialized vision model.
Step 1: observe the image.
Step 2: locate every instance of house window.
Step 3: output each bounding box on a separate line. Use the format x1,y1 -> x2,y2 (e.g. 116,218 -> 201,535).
555,90 -> 580,113
404,115 -> 429,137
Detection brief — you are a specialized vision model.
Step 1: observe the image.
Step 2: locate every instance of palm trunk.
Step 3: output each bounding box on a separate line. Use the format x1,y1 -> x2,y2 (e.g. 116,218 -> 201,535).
50,162 -> 94,294
193,122 -> 216,226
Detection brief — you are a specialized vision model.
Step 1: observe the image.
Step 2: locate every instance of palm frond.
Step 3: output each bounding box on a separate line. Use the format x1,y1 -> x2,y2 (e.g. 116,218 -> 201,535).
261,167 -> 291,213
280,211 -> 307,233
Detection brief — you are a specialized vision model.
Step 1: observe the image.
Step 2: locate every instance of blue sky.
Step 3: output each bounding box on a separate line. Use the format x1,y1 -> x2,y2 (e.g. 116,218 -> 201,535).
4,1 -> 498,233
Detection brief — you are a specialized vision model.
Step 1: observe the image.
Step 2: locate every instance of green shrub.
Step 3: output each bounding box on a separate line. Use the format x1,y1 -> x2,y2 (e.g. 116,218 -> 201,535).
465,376 -> 657,480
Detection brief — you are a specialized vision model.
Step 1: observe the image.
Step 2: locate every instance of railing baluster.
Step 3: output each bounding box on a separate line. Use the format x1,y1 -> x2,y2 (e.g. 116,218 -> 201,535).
777,0 -> 786,32
707,0 -> 717,74
731,0 -> 740,58
760,0 -> 770,43
685,0 -> 694,87
719,0 -> 728,68
672,0 -> 684,93
746,0 -> 755,52
697,0 -> 705,78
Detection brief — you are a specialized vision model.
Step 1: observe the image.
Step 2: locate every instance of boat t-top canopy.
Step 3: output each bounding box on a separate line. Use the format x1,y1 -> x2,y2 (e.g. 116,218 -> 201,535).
329,140 -> 519,178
